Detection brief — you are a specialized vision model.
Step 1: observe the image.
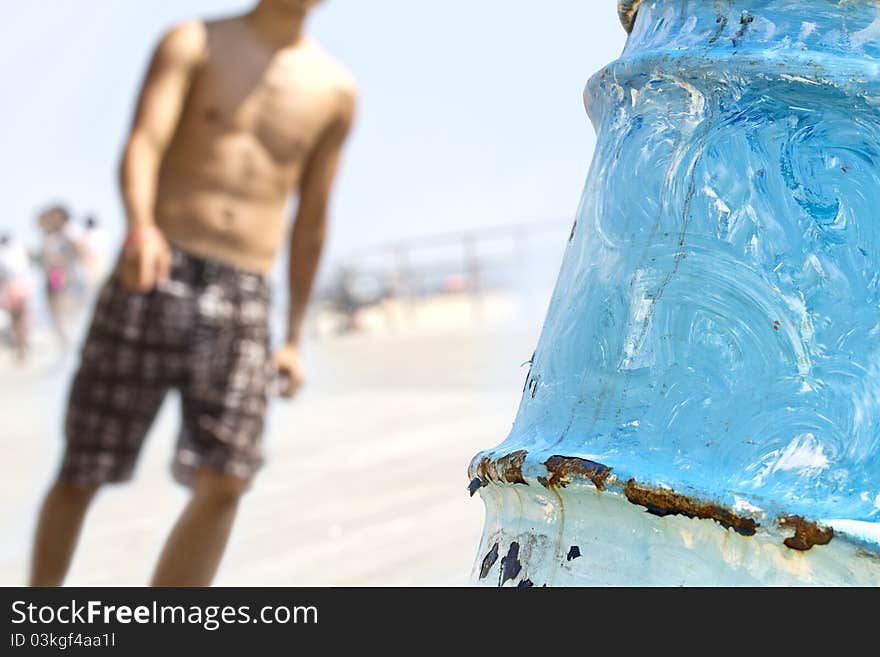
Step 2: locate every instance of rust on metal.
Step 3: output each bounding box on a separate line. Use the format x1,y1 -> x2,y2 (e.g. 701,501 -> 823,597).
472,451 -> 529,490
475,456 -> 498,483
542,455 -> 613,490
779,516 -> 834,551
479,542 -> 499,579
623,480 -> 759,536
472,454 -> 849,550
495,450 -> 528,485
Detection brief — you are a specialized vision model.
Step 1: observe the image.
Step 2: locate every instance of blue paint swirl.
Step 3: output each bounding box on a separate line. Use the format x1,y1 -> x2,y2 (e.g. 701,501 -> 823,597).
485,0 -> 880,522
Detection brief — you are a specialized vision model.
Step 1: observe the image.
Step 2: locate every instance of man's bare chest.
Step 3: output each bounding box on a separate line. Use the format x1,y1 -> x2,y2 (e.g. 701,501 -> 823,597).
186,56 -> 328,165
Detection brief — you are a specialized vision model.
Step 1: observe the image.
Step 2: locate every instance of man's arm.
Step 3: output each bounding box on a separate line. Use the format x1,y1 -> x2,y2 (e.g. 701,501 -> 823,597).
118,21 -> 207,291
276,88 -> 357,397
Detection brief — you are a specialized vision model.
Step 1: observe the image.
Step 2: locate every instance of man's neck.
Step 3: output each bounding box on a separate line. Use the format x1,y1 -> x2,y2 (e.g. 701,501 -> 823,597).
246,2 -> 308,50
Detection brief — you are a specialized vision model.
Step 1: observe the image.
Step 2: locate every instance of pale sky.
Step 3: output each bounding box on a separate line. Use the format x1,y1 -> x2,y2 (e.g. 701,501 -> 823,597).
0,1 -> 626,266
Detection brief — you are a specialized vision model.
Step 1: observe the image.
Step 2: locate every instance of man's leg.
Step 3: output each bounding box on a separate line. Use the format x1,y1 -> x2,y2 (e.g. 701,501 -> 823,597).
152,256 -> 270,587
11,307 -> 29,362
30,480 -> 99,586
37,273 -> 171,586
48,294 -> 69,348
150,470 -> 246,587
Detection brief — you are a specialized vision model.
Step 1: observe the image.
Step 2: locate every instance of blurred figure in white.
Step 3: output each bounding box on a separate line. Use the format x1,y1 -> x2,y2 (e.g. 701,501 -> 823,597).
35,205 -> 83,349
0,232 -> 33,362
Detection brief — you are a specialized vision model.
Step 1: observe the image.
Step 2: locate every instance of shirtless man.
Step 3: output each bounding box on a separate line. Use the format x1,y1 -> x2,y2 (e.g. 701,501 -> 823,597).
29,0 -> 356,586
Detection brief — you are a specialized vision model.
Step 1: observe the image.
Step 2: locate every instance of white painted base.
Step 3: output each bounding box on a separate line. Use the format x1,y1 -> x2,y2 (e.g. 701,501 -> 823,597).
473,483 -> 880,586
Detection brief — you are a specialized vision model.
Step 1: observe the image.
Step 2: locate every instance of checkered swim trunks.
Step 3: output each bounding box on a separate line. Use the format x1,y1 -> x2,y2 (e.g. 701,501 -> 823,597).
60,247 -> 273,487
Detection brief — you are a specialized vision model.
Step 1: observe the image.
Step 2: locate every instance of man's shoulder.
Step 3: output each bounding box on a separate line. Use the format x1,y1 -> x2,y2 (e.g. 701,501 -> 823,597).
302,40 -> 358,103
157,19 -> 208,64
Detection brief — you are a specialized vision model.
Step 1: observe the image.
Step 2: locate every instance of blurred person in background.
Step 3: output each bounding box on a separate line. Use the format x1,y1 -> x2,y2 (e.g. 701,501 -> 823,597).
35,204 -> 83,349
74,215 -> 112,290
331,266 -> 367,334
0,232 -> 33,362
29,0 -> 356,586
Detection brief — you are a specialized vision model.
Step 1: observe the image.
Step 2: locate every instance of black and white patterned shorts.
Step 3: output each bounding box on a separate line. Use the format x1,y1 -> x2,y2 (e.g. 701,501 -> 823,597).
60,247 -> 273,487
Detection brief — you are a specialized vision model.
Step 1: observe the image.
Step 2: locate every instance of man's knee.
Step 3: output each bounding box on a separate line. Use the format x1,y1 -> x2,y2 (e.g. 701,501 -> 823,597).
192,470 -> 248,507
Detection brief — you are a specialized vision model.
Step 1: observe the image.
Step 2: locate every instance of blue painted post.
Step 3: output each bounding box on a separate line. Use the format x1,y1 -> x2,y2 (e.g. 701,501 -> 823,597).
470,0 -> 880,586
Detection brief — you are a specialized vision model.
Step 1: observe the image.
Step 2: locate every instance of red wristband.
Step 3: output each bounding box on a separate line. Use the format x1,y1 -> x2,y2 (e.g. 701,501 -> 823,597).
123,225 -> 162,250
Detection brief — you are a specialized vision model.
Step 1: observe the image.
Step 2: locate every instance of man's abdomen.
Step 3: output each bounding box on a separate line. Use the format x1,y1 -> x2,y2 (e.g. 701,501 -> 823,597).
155,132 -> 297,274
156,189 -> 287,274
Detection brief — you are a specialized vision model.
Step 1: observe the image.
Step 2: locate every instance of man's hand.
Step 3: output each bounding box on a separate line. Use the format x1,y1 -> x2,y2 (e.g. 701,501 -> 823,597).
274,344 -> 305,399
119,226 -> 171,293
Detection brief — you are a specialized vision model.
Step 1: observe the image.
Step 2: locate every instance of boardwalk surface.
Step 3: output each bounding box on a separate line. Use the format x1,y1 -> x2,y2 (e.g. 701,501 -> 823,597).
0,296 -> 540,586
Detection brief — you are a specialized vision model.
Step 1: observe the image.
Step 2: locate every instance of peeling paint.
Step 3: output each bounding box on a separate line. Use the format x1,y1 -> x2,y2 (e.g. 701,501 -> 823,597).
779,515 -> 834,551
543,456 -> 613,490
479,542 -> 499,579
623,480 -> 759,536
475,456 -> 497,483
496,450 -> 529,485
470,451 -> 529,489
567,546 -> 581,561
472,482 -> 880,586
500,542 -> 522,586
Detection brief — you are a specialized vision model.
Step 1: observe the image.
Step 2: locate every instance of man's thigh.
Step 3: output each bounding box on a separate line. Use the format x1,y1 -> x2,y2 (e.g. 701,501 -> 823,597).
175,301 -> 272,488
60,276 -> 187,485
